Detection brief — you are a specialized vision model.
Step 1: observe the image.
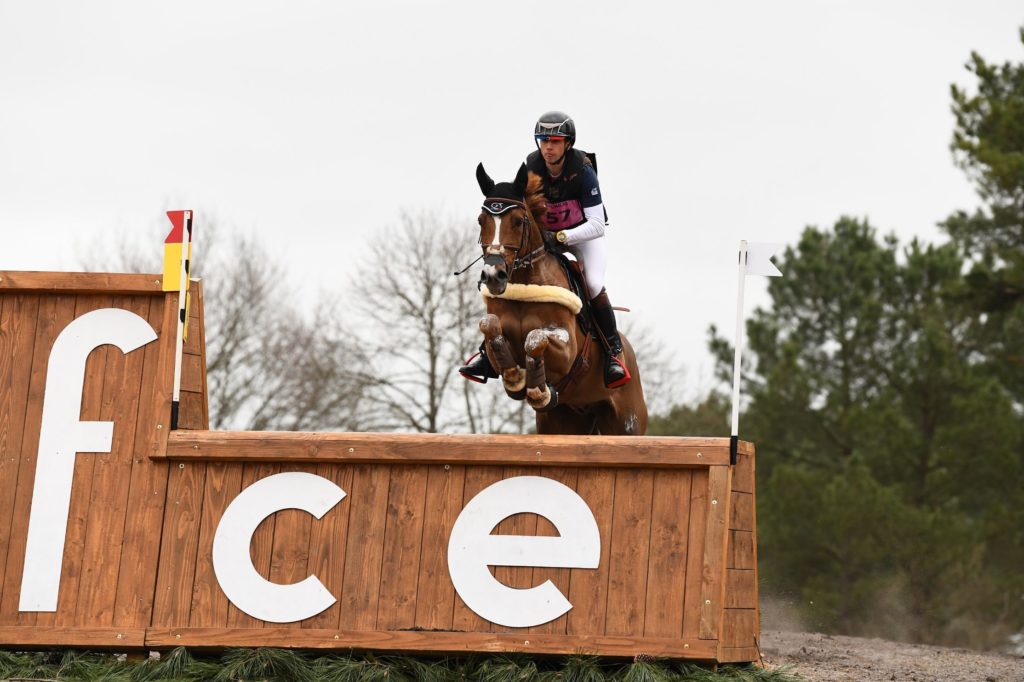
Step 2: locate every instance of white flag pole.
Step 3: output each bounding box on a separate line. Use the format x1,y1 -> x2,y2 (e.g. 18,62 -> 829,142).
730,240 -> 748,465
170,210 -> 192,430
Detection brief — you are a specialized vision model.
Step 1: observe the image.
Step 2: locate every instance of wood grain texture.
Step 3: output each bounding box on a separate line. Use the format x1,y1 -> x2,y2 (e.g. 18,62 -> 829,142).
145,627 -> 719,659
699,466 -> 732,640
75,295 -> 151,627
337,464 -> 390,631
164,431 -> 743,467
729,493 -> 754,532
721,609 -> 757,648
10,295 -> 78,627
0,626 -> 145,648
375,465 -> 428,631
724,569 -> 757,609
303,464 -> 355,630
188,462 -> 243,628
727,531 -> 755,570
681,469 -> 708,639
114,293 -> 174,627
527,466 -> 578,635
450,465 -> 501,633
412,464 -> 464,631
642,470 -> 691,638
0,271 -> 164,295
0,295 -> 39,619
604,469 -> 654,636
565,468 -> 615,637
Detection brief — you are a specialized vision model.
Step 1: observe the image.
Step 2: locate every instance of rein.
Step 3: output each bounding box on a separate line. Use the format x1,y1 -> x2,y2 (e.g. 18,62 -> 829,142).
481,197 -> 547,277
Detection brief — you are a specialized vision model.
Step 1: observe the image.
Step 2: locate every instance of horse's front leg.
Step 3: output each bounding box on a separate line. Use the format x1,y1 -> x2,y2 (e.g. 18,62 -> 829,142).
524,327 -> 571,411
480,314 -> 526,399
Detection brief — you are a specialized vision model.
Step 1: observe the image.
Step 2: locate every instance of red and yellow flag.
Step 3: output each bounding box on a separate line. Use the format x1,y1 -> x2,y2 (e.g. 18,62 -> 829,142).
162,210 -> 193,291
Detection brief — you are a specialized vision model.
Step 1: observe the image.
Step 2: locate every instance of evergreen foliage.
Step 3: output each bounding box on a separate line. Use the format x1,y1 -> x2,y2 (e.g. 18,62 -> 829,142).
679,30 -> 1024,650
0,648 -> 798,682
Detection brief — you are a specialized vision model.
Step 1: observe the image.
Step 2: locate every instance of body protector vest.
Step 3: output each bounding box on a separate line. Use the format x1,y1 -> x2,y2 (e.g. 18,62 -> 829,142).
526,149 -> 609,231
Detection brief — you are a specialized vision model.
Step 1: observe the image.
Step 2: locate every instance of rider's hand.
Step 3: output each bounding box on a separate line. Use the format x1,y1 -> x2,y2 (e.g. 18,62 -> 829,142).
542,229 -> 565,252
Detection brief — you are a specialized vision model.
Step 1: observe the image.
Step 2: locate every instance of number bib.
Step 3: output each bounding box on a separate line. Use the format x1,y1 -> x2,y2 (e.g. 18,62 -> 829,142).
544,199 -> 585,231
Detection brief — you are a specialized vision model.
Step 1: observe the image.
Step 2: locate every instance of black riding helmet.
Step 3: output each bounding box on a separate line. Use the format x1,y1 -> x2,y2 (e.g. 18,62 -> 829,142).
534,111 -> 576,148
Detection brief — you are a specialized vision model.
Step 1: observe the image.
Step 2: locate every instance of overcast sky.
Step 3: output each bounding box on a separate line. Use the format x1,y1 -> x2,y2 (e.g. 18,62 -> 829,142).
2,1 -> 1022,399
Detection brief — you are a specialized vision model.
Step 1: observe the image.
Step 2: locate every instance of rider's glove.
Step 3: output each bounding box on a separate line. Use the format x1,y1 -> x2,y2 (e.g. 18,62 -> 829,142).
542,229 -> 567,253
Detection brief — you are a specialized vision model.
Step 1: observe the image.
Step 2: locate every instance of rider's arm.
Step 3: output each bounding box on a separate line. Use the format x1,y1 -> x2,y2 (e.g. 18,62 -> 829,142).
562,166 -> 606,246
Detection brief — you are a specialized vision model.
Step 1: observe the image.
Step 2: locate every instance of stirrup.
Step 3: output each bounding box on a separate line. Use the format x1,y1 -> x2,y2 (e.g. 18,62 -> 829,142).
604,354 -> 631,389
459,351 -> 497,383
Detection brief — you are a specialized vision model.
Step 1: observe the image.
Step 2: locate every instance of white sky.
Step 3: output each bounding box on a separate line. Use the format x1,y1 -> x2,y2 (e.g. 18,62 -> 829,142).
2,1 -> 1021,395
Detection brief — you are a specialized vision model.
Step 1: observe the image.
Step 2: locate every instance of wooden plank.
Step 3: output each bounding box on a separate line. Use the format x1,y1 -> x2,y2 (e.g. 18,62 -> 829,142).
565,468 -> 615,637
0,271 -> 163,295
413,464 -> 465,630
731,451 -> 754,494
75,295 -> 151,627
699,465 -> 731,640
7,295 -> 79,627
720,609 -> 757,648
528,466 -> 578,635
604,469 -> 654,636
0,294 -> 39,617
642,469 -> 692,638
724,569 -> 757,609
225,463 -> 279,629
165,431 -> 736,468
727,531 -> 755,570
337,464 -> 390,631
267,464 -> 318,630
50,295 -> 111,628
491,466 -> 538,633
113,293 -> 174,627
450,465 -> 502,633
729,492 -> 753,532
145,627 -> 719,659
180,353 -> 204,393
375,465 -> 428,631
718,645 -> 760,663
146,292 -> 180,457
303,464 -> 355,630
681,469 -> 708,638
0,626 -> 145,648
177,391 -> 206,430
188,462 -> 243,628
150,460 -> 207,628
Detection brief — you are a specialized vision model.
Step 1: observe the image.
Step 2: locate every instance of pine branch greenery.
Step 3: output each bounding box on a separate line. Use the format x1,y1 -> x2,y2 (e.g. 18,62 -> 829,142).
0,647 -> 800,682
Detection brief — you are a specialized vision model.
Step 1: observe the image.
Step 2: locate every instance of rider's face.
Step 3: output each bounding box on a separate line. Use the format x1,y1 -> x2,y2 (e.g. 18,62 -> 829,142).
538,137 -> 568,164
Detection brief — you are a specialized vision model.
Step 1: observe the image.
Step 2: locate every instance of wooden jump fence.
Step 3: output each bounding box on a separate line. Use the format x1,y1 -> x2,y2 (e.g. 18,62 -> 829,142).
0,272 -> 759,662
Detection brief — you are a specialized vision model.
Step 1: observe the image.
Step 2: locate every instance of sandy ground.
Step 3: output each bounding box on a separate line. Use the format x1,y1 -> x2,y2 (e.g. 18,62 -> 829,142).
760,630 -> 1024,682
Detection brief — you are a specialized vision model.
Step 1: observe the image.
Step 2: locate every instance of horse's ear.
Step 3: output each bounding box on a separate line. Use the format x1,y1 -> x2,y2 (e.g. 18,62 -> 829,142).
476,163 -> 495,196
513,162 -> 529,197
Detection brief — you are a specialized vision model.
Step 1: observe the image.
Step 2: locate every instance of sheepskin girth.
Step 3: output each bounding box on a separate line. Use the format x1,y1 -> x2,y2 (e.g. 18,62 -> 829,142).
480,283 -> 583,315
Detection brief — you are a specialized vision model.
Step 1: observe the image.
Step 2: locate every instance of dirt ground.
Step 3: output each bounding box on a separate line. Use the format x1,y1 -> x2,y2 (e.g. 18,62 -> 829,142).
760,630 -> 1024,682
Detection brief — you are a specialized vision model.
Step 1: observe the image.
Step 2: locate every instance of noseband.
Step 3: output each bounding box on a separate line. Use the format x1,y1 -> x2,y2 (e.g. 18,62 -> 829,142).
481,198 -> 547,274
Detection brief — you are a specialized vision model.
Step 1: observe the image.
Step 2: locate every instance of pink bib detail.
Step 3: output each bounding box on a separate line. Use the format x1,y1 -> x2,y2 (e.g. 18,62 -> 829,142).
543,199 -> 584,231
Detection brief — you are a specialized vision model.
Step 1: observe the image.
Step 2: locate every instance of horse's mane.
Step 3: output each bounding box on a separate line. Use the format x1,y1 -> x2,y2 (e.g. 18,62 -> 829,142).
524,172 -> 546,227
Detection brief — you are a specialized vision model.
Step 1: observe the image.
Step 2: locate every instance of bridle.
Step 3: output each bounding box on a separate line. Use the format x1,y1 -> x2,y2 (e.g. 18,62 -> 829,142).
480,198 -> 547,275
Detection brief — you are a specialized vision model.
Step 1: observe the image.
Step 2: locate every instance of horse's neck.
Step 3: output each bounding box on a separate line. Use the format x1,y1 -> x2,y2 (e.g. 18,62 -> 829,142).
510,249 -> 568,288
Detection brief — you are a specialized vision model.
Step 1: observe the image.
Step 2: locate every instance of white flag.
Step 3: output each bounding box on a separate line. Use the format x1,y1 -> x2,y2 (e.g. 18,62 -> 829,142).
745,242 -> 783,277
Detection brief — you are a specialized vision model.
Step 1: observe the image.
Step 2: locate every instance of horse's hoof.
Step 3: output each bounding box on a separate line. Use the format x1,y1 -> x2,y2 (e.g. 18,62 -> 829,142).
502,368 -> 526,399
526,385 -> 559,411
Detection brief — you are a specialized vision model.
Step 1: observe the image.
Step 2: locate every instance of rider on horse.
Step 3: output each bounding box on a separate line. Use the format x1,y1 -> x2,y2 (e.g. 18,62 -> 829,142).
460,111 -> 631,389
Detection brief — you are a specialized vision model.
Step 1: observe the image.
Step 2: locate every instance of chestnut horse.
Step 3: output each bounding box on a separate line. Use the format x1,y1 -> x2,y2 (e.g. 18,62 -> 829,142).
473,162 -> 647,435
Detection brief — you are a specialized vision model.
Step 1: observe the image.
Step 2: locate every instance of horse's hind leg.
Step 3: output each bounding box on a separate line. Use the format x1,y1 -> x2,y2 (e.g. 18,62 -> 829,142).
480,314 -> 526,399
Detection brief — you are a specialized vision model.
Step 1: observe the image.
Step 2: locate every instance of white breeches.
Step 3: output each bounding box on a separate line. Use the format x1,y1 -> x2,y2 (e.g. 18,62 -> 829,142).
568,236 -> 607,300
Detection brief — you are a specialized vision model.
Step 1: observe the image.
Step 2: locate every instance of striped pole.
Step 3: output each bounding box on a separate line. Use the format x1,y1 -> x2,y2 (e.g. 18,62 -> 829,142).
169,211 -> 192,430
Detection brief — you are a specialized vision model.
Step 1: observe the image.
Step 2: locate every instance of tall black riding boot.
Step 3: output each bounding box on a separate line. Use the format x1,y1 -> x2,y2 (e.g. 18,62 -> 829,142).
591,290 -> 631,389
459,341 -> 499,383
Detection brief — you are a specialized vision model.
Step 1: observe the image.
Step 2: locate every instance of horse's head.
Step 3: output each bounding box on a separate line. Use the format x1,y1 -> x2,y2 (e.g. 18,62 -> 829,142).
475,162 -> 546,296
